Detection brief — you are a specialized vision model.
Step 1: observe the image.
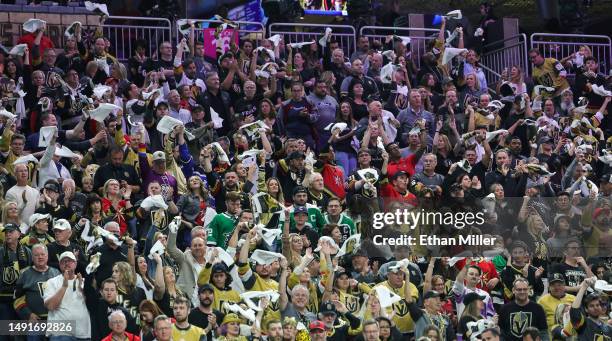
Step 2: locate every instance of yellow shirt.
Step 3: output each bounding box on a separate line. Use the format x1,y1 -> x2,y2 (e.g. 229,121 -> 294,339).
373,280 -> 419,333
531,58 -> 570,98
172,324 -> 205,341
196,265 -> 241,313
537,293 -> 575,331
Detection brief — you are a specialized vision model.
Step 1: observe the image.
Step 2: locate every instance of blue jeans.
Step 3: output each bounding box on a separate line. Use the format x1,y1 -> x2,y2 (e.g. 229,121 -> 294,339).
335,151 -> 357,180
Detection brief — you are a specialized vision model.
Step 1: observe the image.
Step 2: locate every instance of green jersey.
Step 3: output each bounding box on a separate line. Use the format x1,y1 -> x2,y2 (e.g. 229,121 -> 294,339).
323,213 -> 356,243
207,212 -> 239,249
286,203 -> 326,234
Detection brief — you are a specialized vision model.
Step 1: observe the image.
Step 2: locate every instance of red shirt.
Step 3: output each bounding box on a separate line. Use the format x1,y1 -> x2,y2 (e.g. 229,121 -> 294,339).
455,258 -> 500,293
17,33 -> 55,61
387,154 -> 419,178
101,197 -> 129,236
101,332 -> 140,341
380,183 -> 418,209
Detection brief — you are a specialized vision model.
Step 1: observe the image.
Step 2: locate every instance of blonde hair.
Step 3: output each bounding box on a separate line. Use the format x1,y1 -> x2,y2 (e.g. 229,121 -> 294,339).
1,201 -> 19,224
466,73 -> 480,91
113,261 -> 136,291
187,176 -> 208,199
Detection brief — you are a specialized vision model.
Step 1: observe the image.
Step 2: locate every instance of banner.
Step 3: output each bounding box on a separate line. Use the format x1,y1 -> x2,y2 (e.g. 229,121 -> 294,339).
203,28 -> 239,60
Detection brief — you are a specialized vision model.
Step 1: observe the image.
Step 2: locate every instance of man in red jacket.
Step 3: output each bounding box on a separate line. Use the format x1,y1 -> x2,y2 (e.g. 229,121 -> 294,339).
102,310 -> 140,341
381,171 -> 418,209
17,22 -> 54,62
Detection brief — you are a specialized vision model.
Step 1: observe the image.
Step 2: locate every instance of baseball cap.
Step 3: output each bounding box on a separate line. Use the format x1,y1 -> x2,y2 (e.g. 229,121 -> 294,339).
44,181 -> 61,193
152,151 -> 166,162
211,263 -> 229,274
309,320 -> 326,332
198,283 -> 214,293
319,301 -> 337,316
548,272 -> 566,284
59,251 -> 76,262
53,219 -> 71,231
2,223 -> 20,233
392,171 -> 408,180
423,290 -> 442,300
292,186 -> 308,196
463,292 -> 486,306
294,205 -> 308,216
29,213 -> 51,227
221,313 -> 241,325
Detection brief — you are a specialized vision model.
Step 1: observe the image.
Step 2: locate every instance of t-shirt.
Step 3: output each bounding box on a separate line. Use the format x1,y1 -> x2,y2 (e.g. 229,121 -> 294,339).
373,280 -> 419,333
43,275 -> 91,338
570,307 -> 612,341
452,281 -> 496,319
171,323 -> 206,341
531,58 -> 570,98
188,308 -> 224,341
537,294 -> 576,331
549,263 -> 588,289
498,301 -> 548,341
14,266 -> 61,319
206,212 -> 238,248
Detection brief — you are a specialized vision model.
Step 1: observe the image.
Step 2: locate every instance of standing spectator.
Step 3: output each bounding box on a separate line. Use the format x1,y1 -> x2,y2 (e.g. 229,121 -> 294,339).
528,48 -> 570,99
0,223 -> 31,325
498,278 -> 548,341
5,164 -> 39,223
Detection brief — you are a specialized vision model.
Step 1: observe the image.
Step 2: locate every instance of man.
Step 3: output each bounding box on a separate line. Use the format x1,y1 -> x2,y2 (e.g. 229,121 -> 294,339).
174,39 -> 206,96
362,320 -> 381,341
351,36 -> 370,62
537,272 -> 576,333
397,90 -> 435,142
322,48 -> 350,95
385,138 -> 425,178
60,179 -> 88,218
279,259 -> 316,324
309,320 -> 328,341
24,112 -> 89,153
286,186 -> 326,234
17,23 -> 54,61
153,315 -> 174,341
188,284 -> 223,341
83,277 -> 138,341
168,89 -> 192,124
373,261 -> 419,335
548,238 -> 594,293
481,327 -> 502,341
380,171 -> 418,209
407,290 -> 454,341
317,301 -> 361,341
412,153 -> 445,191
274,151 -> 308,203
484,149 -> 517,196
14,244 -> 61,327
324,198 -> 356,243
569,277 -> 612,341
206,191 -> 241,248
500,241 -> 545,301
199,72 -> 233,137
233,80 -> 261,127
172,297 -> 206,341
139,150 -> 179,202
340,58 -> 379,100
93,146 -> 142,194
308,79 -> 339,151
528,48 -> 570,99
0,132 -> 27,177
207,167 -> 250,213
498,278 -> 548,341
266,320 -> 283,341
47,219 -> 86,273
167,223 -> 207,307
43,251 -> 91,340
102,310 -> 140,341
452,263 -> 496,319
287,205 -> 320,251
90,221 -> 135,286
238,231 -> 279,292
5,164 -> 40,223
0,223 -> 31,324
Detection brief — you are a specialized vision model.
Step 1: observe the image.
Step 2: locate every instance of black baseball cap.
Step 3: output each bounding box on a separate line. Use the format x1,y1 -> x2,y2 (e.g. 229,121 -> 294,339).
198,283 -> 214,293
392,171 -> 408,180
292,186 -> 308,196
294,205 -> 308,216
423,291 -> 442,300
287,151 -> 306,160
2,223 -> 20,233
463,292 -> 486,306
319,301 -> 337,316
548,272 -> 566,284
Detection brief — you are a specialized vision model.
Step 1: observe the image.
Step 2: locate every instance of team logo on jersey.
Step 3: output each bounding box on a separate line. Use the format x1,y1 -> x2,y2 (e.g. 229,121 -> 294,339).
344,295 -> 359,313
510,311 -> 532,337
393,299 -> 409,317
2,262 -> 19,285
594,333 -> 612,341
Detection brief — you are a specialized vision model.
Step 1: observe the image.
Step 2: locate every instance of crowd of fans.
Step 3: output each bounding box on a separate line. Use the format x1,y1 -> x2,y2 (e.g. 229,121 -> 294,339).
0,8 -> 609,341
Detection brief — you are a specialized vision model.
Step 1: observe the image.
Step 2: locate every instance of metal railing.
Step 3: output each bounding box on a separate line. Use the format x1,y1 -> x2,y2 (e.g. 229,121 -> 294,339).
269,23 -> 357,57
359,26 -> 448,69
480,33 -> 528,90
177,19 -> 265,44
0,15 -> 172,63
102,16 -> 172,62
530,33 -> 611,75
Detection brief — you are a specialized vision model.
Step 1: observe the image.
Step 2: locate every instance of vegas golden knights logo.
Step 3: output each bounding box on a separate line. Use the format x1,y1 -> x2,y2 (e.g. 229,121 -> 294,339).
393,300 -> 409,317
2,262 -> 19,285
510,312 -> 532,338
344,295 -> 359,313
594,333 -> 612,341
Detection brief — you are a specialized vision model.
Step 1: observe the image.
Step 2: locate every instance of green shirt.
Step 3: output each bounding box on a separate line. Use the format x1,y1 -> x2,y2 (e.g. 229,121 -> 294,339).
286,203 -> 326,234
324,213 -> 356,243
207,212 -> 238,249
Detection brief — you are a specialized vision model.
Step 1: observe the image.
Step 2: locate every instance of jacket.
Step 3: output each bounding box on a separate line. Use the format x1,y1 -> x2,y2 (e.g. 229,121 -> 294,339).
167,227 -> 205,307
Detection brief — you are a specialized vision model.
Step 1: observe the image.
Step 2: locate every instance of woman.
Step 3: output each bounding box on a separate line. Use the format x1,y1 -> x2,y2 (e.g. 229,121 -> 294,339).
457,293 -> 486,341
552,303 -> 576,341
136,255 -> 156,300
1,201 -> 27,240
560,45 -> 592,73
218,313 -> 246,341
320,70 -> 338,99
463,50 -> 488,92
376,316 -> 402,341
330,100 -> 358,179
2,59 -> 22,82
102,179 -> 133,236
176,176 -> 210,248
458,73 -> 484,111
20,213 -> 53,246
138,300 -> 164,341
497,65 -> 527,95
517,210 -> 549,268
56,35 -> 82,73
287,46 -> 316,93
284,233 -> 305,267
432,130 -> 456,175
321,224 -> 343,246
81,175 -> 95,195
348,81 -> 369,121
419,73 -> 440,112
154,265 -> 188,317
113,261 -> 147,322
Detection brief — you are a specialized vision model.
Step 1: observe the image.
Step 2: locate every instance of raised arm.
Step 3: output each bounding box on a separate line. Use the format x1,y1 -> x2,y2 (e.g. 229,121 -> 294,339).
278,257 -> 290,311
152,253 -> 165,300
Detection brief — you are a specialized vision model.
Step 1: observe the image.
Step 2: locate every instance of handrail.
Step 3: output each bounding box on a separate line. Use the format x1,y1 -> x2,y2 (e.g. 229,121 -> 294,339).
483,34 -> 526,50
269,23 -> 357,56
530,32 -> 611,74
